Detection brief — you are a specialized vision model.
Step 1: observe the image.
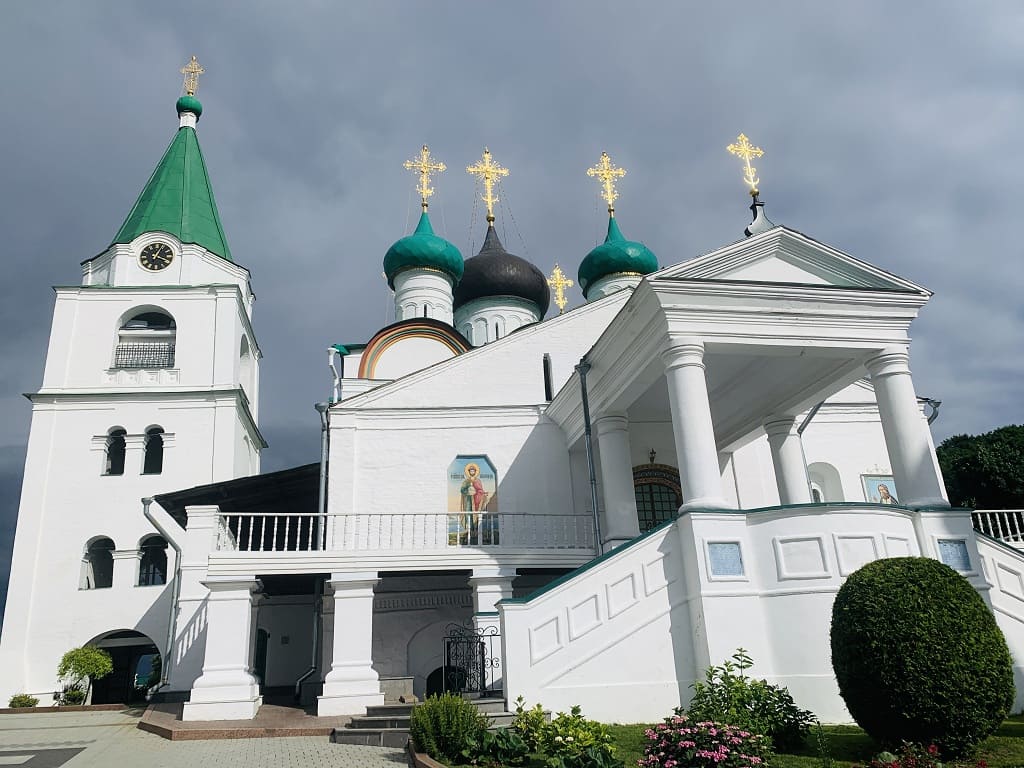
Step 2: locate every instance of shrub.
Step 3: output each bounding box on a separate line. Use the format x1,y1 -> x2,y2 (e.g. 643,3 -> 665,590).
857,741 -> 988,768
8,694 -> 39,708
56,645 -> 113,704
512,695 -> 548,751
409,692 -> 491,761
831,557 -> 1014,757
58,686 -> 87,706
638,712 -> 771,768
685,648 -> 816,751
462,727 -> 531,767
538,705 -> 621,768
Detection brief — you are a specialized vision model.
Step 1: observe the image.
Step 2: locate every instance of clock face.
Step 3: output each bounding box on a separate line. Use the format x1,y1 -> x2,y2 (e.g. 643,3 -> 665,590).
139,242 -> 174,271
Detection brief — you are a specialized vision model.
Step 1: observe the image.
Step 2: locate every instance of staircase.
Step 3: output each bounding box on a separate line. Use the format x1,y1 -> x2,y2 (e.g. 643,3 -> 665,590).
331,696 -> 514,748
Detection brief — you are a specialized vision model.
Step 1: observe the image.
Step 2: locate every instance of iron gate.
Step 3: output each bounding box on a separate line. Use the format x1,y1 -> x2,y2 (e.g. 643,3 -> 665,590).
442,620 -> 501,695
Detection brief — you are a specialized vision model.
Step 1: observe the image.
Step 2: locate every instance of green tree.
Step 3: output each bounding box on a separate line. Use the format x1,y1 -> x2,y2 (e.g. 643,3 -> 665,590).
57,646 -> 114,704
936,424 -> 1024,508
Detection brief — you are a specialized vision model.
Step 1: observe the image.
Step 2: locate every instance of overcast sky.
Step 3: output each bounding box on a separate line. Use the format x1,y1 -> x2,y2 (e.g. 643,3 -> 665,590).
1,3 -> 1023,617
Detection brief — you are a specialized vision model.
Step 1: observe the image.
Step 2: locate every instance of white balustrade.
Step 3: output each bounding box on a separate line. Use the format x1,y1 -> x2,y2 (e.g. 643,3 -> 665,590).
214,512 -> 596,553
972,510 -> 1024,545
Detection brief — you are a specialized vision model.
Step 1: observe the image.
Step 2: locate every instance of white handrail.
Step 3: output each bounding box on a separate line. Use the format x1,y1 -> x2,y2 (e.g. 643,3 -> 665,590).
215,512 -> 596,553
973,510 -> 1024,543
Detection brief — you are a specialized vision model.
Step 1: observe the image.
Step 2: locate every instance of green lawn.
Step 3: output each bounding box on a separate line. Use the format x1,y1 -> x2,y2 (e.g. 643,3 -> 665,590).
607,717 -> 1024,768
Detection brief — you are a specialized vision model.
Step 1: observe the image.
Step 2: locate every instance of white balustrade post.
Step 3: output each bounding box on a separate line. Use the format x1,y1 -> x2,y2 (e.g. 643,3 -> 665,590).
594,413 -> 642,550
662,340 -> 733,510
763,416 -> 812,505
865,347 -> 949,509
317,571 -> 384,715
182,576 -> 263,721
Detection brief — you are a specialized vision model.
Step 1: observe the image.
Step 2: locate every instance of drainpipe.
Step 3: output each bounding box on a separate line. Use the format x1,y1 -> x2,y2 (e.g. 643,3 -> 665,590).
294,577 -> 324,702
142,497 -> 182,690
576,359 -> 604,553
314,402 -> 330,549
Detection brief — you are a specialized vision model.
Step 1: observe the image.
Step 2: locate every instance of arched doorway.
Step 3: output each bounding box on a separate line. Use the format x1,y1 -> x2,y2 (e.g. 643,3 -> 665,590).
425,665 -> 468,698
87,630 -> 160,704
632,464 -> 683,532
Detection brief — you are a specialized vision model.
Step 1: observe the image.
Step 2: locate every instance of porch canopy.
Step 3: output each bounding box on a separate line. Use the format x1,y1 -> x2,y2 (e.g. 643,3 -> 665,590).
546,226 -> 942,521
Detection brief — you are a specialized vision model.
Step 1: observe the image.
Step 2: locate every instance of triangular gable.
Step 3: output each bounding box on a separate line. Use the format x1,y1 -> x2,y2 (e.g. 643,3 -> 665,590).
655,226 -> 930,294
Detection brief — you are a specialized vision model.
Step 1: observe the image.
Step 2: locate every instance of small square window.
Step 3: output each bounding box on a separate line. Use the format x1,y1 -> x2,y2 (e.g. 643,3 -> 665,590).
708,542 -> 744,577
937,539 -> 971,572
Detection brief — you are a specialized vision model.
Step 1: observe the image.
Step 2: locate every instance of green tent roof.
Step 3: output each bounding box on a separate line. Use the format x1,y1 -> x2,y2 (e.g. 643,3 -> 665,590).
112,124 -> 232,262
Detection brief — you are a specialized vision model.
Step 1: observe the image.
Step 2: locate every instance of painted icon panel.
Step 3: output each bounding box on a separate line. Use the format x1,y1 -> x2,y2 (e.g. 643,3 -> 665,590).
447,455 -> 498,545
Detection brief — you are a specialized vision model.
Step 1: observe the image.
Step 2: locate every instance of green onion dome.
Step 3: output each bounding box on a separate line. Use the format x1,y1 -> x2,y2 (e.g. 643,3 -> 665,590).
383,211 -> 464,288
578,216 -> 658,295
176,94 -> 203,118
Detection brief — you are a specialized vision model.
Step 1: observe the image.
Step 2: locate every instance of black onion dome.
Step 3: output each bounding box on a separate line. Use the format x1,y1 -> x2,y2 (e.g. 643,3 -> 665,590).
453,226 -> 551,315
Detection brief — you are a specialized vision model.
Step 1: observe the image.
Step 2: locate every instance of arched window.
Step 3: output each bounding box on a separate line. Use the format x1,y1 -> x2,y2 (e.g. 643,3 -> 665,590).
105,428 -> 127,476
82,538 -> 115,589
143,427 -> 164,474
632,464 -> 683,533
114,309 -> 176,369
239,337 -> 253,398
138,535 -> 168,586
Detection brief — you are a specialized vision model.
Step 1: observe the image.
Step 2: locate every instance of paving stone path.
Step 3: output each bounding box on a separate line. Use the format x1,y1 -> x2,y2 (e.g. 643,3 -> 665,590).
0,710 -> 408,768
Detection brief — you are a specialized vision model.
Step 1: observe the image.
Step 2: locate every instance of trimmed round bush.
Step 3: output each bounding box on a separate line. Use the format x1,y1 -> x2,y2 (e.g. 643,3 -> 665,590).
831,556 -> 1014,756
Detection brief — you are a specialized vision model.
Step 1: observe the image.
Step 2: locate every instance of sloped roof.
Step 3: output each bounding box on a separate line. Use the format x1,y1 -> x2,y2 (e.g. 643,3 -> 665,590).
111,125 -> 232,262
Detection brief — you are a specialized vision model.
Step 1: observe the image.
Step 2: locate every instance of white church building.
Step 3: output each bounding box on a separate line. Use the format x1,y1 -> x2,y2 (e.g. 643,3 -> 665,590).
3,73 -> 1024,725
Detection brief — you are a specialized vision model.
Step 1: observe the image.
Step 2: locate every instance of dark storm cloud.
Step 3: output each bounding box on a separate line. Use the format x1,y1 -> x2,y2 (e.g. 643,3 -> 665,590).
1,3 -> 1023,600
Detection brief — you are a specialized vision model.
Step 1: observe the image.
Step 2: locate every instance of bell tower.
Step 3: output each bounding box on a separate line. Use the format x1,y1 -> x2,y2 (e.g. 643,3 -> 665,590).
0,59 -> 265,705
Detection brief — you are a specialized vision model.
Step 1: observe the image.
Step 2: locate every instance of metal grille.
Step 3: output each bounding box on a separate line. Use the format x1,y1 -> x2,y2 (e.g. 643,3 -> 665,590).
634,482 -> 680,532
113,342 -> 175,369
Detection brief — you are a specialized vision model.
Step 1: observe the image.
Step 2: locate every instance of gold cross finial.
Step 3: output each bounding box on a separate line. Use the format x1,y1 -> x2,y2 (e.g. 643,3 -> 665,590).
586,151 -> 627,215
727,133 -> 764,197
181,55 -> 204,97
547,264 -> 574,314
466,148 -> 509,224
403,145 -> 446,211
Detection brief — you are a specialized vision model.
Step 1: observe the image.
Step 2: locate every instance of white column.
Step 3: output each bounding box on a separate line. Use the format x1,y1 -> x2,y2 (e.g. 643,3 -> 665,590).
662,340 -> 732,510
469,568 -> 514,693
317,571 -> 384,715
865,347 -> 949,509
182,577 -> 263,721
470,567 -> 515,627
111,549 -> 141,588
594,414 -> 642,549
763,416 -> 812,505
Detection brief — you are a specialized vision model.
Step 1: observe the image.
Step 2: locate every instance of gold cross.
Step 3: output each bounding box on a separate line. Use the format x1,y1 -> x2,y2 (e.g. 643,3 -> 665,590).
586,151 -> 627,215
466,148 -> 509,223
181,55 -> 204,97
403,145 -> 446,211
547,264 -> 574,314
726,133 -> 764,196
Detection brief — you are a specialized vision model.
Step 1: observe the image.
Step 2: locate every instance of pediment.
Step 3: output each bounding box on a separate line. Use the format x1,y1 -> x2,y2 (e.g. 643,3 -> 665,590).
655,226 -> 930,294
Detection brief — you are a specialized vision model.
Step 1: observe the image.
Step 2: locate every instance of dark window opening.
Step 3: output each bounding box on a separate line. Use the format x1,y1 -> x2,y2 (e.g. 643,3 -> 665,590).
115,310 -> 176,369
84,538 -> 115,589
143,428 -> 164,474
138,536 -> 168,586
634,482 -> 681,533
105,429 -> 127,476
542,354 -> 553,401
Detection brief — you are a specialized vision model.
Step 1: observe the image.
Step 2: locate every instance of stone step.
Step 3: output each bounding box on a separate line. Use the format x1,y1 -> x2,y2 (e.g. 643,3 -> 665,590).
348,715 -> 411,729
331,727 -> 410,748
365,703 -> 414,717
471,697 -> 509,714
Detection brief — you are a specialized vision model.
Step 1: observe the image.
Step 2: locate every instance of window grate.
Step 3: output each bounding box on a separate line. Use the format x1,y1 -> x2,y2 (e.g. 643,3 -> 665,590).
113,342 -> 175,369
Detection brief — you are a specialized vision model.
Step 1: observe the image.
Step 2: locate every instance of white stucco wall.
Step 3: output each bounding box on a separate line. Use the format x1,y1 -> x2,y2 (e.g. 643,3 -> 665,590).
500,505 -> 1020,725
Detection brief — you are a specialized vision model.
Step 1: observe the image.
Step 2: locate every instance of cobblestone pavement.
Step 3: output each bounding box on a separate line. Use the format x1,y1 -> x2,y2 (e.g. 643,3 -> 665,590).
0,710 -> 408,768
